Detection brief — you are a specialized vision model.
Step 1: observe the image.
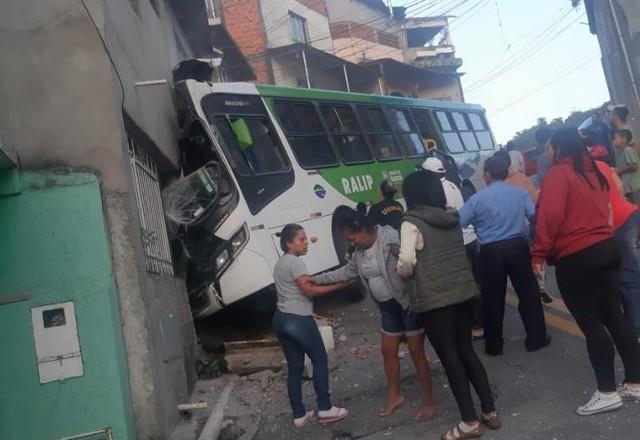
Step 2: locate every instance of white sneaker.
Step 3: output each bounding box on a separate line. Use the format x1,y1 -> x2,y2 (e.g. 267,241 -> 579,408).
618,383 -> 640,401
293,411 -> 315,428
576,391 -> 623,416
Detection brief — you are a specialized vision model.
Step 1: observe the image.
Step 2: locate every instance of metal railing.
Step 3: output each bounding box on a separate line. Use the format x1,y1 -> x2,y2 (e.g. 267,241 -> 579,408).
128,138 -> 174,275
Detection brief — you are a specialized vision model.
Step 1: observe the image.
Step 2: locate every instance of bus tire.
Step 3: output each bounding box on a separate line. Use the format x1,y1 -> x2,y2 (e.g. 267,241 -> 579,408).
332,205 -> 353,266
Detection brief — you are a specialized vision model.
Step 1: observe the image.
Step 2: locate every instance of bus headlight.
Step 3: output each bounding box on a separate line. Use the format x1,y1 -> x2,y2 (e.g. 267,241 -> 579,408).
215,224 -> 249,276
215,249 -> 230,273
230,224 -> 249,256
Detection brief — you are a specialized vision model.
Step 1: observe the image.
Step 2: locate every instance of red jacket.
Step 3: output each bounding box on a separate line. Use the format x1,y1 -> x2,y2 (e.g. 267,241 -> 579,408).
531,156 -> 613,265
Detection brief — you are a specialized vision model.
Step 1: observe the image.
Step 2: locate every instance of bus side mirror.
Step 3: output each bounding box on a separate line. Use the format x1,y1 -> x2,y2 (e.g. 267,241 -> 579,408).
231,118 -> 254,150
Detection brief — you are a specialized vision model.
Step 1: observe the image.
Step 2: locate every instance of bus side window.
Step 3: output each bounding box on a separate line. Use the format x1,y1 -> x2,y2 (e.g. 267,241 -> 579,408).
387,108 -> 425,158
356,105 -> 402,161
320,104 -> 372,164
411,108 -> 440,152
273,100 -> 338,169
468,113 -> 495,151
434,111 -> 465,154
451,112 -> 479,152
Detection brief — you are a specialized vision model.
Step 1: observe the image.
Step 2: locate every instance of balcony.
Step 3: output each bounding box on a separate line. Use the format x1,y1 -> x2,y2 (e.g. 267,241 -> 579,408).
401,16 -> 462,71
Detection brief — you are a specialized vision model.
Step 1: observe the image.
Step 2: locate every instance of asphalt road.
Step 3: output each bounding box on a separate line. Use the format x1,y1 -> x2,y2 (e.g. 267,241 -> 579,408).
247,267 -> 639,440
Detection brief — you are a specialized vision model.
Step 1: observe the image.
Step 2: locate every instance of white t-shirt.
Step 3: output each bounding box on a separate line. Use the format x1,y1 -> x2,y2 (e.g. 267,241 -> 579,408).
509,150 -> 526,174
441,177 -> 477,245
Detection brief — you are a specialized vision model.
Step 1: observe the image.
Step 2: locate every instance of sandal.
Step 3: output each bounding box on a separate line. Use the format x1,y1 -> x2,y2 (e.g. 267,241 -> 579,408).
293,411 -> 316,428
441,422 -> 483,440
318,406 -> 349,425
481,413 -> 501,430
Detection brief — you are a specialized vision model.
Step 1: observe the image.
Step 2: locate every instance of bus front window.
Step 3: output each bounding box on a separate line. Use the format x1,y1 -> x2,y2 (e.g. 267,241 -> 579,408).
214,117 -> 289,175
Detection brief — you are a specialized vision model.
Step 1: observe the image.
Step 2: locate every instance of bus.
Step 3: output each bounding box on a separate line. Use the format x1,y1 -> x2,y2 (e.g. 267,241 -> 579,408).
171,80 -> 497,318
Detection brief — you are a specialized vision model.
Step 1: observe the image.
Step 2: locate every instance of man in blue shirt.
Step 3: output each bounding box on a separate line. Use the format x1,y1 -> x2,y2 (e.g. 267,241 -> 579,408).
459,156 -> 549,356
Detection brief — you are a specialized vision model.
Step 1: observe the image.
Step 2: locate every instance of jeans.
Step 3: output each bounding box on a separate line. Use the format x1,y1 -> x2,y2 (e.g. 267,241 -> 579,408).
273,310 -> 332,418
556,238 -> 640,391
422,301 -> 496,422
615,211 -> 640,337
478,237 -> 548,354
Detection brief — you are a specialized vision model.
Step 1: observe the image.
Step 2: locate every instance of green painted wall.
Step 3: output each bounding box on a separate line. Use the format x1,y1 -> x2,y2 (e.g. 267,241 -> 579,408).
0,171 -> 134,440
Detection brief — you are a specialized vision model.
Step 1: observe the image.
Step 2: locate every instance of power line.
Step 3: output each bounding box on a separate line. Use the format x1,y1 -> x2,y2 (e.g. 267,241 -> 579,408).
489,52 -> 599,116
465,9 -> 584,92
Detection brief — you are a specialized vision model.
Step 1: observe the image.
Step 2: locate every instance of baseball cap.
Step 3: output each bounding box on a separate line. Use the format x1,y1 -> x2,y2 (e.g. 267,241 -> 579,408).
422,157 -> 446,173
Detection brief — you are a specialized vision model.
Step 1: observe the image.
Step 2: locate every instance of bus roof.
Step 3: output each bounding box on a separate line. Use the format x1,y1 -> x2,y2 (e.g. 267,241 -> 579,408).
195,81 -> 486,113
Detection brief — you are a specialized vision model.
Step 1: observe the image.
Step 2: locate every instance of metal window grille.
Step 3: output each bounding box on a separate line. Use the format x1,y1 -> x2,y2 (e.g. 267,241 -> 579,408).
128,138 -> 174,275
59,428 -> 113,440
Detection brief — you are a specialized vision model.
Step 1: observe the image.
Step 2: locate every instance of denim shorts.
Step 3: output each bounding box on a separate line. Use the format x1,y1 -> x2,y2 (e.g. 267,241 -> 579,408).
378,298 -> 424,337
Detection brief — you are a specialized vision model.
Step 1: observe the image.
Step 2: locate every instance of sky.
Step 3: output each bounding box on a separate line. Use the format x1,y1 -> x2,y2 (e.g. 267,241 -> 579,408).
395,0 -> 610,145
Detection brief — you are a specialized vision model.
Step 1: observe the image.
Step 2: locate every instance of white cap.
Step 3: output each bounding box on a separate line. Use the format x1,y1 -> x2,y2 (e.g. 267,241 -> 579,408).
422,157 -> 445,173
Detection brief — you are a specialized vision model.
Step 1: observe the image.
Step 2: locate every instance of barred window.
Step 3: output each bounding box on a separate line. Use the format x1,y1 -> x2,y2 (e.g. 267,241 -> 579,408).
128,138 -> 174,275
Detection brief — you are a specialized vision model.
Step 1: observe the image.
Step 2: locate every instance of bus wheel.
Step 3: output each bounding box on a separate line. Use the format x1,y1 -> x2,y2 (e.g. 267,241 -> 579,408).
461,181 -> 477,202
332,205 -> 353,266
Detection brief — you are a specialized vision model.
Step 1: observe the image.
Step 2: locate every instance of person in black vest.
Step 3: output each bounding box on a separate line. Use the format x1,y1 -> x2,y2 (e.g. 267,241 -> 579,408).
398,171 -> 500,440
369,179 -> 404,230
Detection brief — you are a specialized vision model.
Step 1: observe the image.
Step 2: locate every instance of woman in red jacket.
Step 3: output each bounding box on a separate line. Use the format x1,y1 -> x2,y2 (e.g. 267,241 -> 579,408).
532,127 -> 640,416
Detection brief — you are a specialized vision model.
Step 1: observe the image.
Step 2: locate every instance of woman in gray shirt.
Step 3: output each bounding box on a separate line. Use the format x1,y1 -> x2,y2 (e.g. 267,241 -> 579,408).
273,224 -> 350,428
313,210 -> 438,422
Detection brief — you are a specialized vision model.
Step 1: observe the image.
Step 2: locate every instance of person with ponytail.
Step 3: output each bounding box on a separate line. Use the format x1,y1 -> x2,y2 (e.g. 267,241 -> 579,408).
313,209 -> 438,422
272,224 -> 350,427
532,127 -> 640,416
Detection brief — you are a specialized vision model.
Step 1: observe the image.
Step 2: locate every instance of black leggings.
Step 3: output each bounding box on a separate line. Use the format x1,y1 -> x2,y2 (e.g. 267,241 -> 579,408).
422,301 -> 496,422
555,238 -> 640,392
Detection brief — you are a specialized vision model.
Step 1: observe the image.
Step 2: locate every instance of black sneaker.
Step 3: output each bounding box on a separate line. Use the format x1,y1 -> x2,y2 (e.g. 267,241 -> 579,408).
540,290 -> 553,304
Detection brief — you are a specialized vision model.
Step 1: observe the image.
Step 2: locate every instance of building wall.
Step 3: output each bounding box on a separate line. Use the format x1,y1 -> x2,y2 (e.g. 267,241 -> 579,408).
222,0 -> 272,83
0,1 -> 197,439
592,0 -> 640,133
260,0 -> 333,52
326,0 -> 403,63
0,171 -> 134,440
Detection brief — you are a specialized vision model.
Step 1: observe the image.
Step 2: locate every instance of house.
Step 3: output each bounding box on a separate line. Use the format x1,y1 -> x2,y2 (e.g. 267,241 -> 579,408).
581,0 -> 640,132
216,0 -> 465,100
0,1 -> 240,439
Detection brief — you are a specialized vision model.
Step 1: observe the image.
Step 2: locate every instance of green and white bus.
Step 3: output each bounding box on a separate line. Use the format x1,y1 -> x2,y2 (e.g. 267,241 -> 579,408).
172,80 -> 497,318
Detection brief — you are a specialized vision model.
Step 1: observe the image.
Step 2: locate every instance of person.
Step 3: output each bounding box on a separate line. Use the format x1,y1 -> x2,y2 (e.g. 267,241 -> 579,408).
312,210 -> 438,421
422,157 -> 484,338
614,129 -> 640,204
506,141 -> 525,174
356,202 -> 368,215
459,156 -> 550,356
535,126 -> 552,186
532,127 -> 640,416
494,150 -> 538,203
398,171 -> 500,440
493,150 -> 553,304
272,224 -> 350,427
593,158 -> 640,338
368,179 -> 404,230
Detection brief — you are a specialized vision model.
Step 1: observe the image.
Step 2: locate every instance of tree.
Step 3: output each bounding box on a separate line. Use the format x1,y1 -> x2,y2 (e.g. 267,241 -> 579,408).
508,106 -> 600,150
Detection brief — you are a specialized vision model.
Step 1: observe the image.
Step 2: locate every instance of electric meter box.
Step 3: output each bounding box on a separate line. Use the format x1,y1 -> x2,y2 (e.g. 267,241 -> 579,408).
31,301 -> 84,384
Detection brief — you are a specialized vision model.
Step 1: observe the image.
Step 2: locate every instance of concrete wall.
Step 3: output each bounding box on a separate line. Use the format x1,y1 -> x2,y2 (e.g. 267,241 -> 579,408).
592,0 -> 640,134
0,1 -> 197,439
0,171 -> 135,440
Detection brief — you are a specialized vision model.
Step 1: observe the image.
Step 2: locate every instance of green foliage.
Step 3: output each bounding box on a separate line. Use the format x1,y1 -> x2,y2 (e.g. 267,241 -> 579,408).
508,107 -> 600,150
